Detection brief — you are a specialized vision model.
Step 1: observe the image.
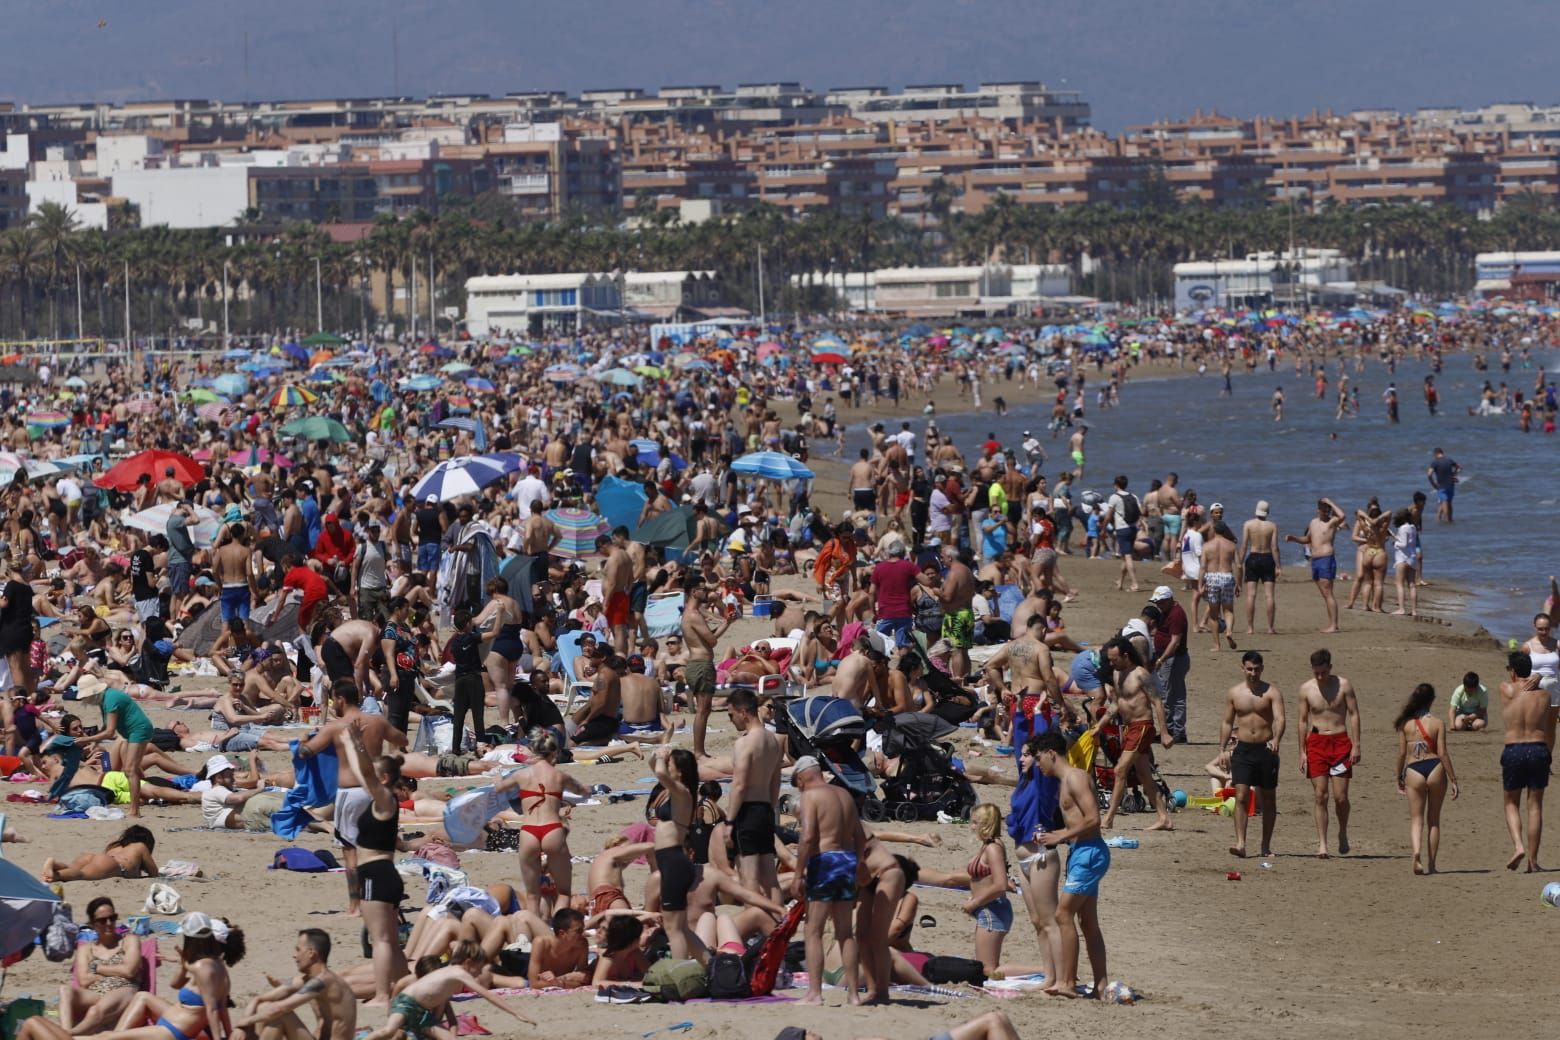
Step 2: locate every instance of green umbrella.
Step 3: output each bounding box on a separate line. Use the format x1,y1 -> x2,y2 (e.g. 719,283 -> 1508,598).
301,331 -> 347,347
184,388 -> 226,404
280,416 -> 352,443
631,504 -> 722,551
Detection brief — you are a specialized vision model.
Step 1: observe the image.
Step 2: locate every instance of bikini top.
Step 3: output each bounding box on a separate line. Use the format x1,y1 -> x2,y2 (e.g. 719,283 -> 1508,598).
967,840 -> 998,879
1410,716 -> 1433,759
512,779 -> 561,813
177,986 -> 203,1008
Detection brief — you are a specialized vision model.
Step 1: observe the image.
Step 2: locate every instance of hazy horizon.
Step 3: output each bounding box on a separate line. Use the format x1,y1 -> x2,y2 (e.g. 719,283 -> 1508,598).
6,1 -> 1555,131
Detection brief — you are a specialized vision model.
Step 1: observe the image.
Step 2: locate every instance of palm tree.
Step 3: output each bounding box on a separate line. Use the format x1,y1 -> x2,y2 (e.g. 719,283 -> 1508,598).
29,201 -> 81,337
0,228 -> 44,337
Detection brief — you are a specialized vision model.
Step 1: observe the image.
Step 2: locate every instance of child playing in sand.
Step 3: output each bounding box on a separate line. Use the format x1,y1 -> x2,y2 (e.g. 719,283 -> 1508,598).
363,945 -> 533,1040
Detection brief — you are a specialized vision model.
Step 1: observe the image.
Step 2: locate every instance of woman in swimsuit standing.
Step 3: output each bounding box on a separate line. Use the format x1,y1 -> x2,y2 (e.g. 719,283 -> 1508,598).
342,721 -> 411,1005
1520,612 -> 1560,695
650,746 -> 708,963
963,803 -> 1014,975
1394,683 -> 1458,876
42,824 -> 157,883
492,728 -> 585,914
471,577 -> 527,728
1345,501 -> 1390,612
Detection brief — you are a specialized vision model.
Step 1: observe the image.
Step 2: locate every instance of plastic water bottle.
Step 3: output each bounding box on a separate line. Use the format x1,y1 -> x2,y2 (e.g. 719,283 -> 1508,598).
1541,882 -> 1560,907
1104,836 -> 1139,849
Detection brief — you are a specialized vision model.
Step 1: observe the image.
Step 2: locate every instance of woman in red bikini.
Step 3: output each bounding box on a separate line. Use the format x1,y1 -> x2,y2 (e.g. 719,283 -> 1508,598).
492,728 -> 588,914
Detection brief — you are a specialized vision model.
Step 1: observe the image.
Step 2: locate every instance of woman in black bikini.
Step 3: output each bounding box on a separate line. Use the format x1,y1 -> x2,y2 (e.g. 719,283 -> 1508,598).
650,746 -> 708,963
492,728 -> 586,914
1394,683 -> 1458,876
341,721 -> 412,1006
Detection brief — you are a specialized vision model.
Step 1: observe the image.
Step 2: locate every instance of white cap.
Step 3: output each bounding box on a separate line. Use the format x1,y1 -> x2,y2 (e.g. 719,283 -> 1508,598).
1255,500 -> 1270,518
1151,585 -> 1175,601
1121,618 -> 1150,642
179,911 -> 229,942
204,754 -> 237,778
791,756 -> 821,777
425,493 -> 438,503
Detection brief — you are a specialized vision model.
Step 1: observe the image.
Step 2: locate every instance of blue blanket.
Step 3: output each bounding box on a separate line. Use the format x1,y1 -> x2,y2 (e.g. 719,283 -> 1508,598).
271,740 -> 339,840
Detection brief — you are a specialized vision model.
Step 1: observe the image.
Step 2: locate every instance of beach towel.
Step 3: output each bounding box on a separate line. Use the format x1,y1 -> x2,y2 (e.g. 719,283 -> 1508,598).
995,584 -> 1024,624
271,740 -> 339,840
645,593 -> 685,639
443,785 -> 512,847
45,736 -> 82,801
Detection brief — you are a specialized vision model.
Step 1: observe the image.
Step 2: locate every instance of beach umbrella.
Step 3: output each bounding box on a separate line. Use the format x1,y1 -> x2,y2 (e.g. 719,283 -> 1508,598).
629,438 -> 661,454
301,331 -> 346,348
238,360 -> 280,374
810,350 -> 847,365
595,475 -> 648,533
63,376 -> 88,390
544,363 -> 583,383
631,504 -> 715,552
319,356 -> 356,368
411,453 -> 524,503
670,352 -> 699,367
441,361 -> 475,376
0,858 -> 61,959
196,402 -> 235,423
212,373 -> 248,398
307,349 -> 336,368
464,376 -> 496,393
400,375 -> 442,392
599,368 -> 642,387
546,507 -> 609,559
304,370 -> 339,385
95,449 -> 203,491
24,410 -> 70,429
682,359 -> 714,372
223,348 -> 251,361
183,388 -> 226,404
280,416 -> 351,443
279,342 -> 309,364
812,333 -> 847,351
125,502 -> 223,547
0,453 -> 58,482
56,453 -> 105,474
731,451 -> 814,481
756,342 -> 783,359
632,365 -> 667,379
267,385 -> 318,410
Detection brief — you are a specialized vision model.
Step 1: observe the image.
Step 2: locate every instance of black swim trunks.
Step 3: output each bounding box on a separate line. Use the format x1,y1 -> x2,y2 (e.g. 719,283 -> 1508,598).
1230,740 -> 1280,789
321,636 -> 354,682
1501,741 -> 1552,791
732,800 -> 776,857
1242,552 -> 1276,583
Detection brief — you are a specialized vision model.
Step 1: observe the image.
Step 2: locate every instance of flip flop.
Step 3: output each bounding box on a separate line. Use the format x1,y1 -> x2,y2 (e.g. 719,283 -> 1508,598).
918,914 -> 937,929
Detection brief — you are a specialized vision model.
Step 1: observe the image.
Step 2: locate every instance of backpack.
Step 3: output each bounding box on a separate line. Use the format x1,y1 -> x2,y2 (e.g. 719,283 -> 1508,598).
706,951 -> 750,999
641,958 -> 709,1002
43,902 -> 79,961
1118,493 -> 1141,526
923,955 -> 987,986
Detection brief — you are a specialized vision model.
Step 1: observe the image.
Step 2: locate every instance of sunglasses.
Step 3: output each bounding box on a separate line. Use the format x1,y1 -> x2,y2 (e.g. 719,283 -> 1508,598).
94,914 -> 118,924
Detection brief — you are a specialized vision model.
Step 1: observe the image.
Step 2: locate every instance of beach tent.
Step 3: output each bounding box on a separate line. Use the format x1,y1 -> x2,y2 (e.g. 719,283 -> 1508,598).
0,858 -> 59,959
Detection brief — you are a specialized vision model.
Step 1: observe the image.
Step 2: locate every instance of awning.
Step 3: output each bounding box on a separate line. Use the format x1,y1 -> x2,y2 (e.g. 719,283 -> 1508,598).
1474,278 -> 1511,292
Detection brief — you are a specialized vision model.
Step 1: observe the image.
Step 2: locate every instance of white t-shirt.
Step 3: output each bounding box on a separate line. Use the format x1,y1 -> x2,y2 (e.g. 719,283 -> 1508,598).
201,784 -> 235,829
1180,529 -> 1205,582
1108,492 -> 1137,532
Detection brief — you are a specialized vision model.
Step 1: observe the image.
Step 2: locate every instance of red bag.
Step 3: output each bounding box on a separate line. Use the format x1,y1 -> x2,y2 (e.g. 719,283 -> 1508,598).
745,900 -> 805,997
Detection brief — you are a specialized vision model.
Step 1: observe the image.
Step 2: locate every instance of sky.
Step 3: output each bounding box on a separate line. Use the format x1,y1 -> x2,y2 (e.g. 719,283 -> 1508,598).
7,1 -> 1556,130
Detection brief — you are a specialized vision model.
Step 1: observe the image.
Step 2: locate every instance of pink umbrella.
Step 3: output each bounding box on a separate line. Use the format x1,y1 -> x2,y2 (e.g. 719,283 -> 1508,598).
126,394 -> 158,415
756,342 -> 783,359
928,334 -> 949,347
196,402 -> 235,422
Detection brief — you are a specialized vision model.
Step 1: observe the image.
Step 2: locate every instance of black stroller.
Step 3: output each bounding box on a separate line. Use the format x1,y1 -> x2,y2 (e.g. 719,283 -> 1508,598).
871,711 -> 979,822
775,695 -> 881,815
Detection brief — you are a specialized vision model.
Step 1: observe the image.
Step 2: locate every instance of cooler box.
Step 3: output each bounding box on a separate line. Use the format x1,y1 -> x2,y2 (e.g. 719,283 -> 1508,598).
752,596 -> 778,618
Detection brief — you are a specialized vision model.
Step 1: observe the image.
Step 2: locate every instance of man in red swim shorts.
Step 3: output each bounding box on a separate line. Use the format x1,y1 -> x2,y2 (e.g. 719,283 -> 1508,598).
1295,648 -> 1362,859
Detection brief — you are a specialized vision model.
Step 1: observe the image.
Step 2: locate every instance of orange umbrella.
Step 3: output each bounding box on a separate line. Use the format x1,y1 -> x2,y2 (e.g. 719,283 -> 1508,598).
309,349 -> 335,367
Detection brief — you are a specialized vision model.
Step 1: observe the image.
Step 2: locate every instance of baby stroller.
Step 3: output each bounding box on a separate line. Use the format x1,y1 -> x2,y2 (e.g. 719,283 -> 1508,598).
872,712 -> 978,823
775,695 -> 880,813
1089,714 -> 1172,813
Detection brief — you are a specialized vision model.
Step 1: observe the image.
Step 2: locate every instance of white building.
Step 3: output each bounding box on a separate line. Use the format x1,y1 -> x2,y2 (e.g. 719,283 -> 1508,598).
464,273 -> 622,335
1172,250 -> 1352,311
1473,251 -> 1560,295
1010,264 -> 1072,300
25,179 -> 107,229
111,166 -> 249,229
621,271 -> 726,320
0,134 -> 28,172
95,135 -> 164,176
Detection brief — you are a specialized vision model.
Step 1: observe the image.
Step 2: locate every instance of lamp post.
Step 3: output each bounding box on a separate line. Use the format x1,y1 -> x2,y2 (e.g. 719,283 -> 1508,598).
313,255 -> 323,333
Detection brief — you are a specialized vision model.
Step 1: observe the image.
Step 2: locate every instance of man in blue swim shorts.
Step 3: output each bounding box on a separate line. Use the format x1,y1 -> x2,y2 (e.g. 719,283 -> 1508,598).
790,756 -> 867,1005
1034,729 -> 1109,997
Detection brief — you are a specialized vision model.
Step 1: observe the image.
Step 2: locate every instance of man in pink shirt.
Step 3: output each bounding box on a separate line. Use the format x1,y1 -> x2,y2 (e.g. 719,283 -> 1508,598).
870,541 -> 921,647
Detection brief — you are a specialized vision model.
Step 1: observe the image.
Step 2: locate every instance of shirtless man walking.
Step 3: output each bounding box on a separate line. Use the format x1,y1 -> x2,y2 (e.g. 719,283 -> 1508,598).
598,532 -> 633,655
1237,501 -> 1280,635
233,928 -> 356,1040
1285,498 -> 1345,634
1200,521 -> 1239,652
1219,651 -> 1285,858
213,523 -> 258,625
1295,648 -> 1361,858
791,756 -> 867,1006
849,449 -> 878,533
1100,637 -> 1173,832
727,689 -> 783,899
683,582 -> 734,759
1499,652 -> 1557,872
937,545 -> 977,679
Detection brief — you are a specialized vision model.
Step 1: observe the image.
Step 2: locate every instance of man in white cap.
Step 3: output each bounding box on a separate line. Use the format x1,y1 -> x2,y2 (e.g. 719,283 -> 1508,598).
1147,586 -> 1191,743
201,754 -> 275,830
1021,430 -> 1045,471
1237,500 -> 1280,636
413,493 -> 446,578
790,755 -> 867,1006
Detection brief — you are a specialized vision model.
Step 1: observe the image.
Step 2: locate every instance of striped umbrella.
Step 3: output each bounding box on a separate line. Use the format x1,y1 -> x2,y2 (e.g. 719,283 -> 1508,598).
731,451 -> 815,481
411,453 -> 524,503
544,363 -> 583,383
196,402 -> 235,423
125,502 -> 223,547
545,507 -> 609,559
212,373 -> 249,398
464,376 -> 497,392
268,385 -> 318,409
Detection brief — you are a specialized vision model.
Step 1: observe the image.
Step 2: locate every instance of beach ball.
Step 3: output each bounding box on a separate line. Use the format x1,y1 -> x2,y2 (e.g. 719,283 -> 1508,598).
1172,789 -> 1188,808
1542,882 -> 1560,907
1102,980 -> 1135,1005
1510,638 -> 1521,650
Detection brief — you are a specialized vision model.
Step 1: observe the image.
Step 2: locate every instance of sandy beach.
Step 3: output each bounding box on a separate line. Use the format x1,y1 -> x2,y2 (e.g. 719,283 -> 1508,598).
6,534 -> 1537,1040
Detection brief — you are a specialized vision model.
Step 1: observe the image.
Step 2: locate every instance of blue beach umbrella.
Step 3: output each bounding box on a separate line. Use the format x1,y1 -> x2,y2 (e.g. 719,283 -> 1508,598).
411,453 -> 523,503
731,451 -> 814,481
595,475 -> 648,533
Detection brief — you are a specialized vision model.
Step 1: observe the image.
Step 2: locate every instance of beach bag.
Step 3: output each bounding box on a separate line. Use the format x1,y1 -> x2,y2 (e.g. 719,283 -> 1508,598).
642,958 -> 708,1002
706,951 -> 749,1000
923,955 -> 987,986
43,902 -> 78,961
143,883 -> 182,916
271,847 -> 340,872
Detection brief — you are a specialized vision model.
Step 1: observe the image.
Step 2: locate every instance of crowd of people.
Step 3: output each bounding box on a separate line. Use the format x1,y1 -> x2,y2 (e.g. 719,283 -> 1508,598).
0,305 -> 1555,1039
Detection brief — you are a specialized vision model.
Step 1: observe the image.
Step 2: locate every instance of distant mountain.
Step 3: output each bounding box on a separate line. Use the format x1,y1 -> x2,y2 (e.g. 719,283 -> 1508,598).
2,0 -> 1551,129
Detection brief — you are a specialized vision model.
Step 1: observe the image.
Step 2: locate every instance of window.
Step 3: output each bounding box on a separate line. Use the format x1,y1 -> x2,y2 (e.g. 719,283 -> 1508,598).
935,281 -> 971,298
